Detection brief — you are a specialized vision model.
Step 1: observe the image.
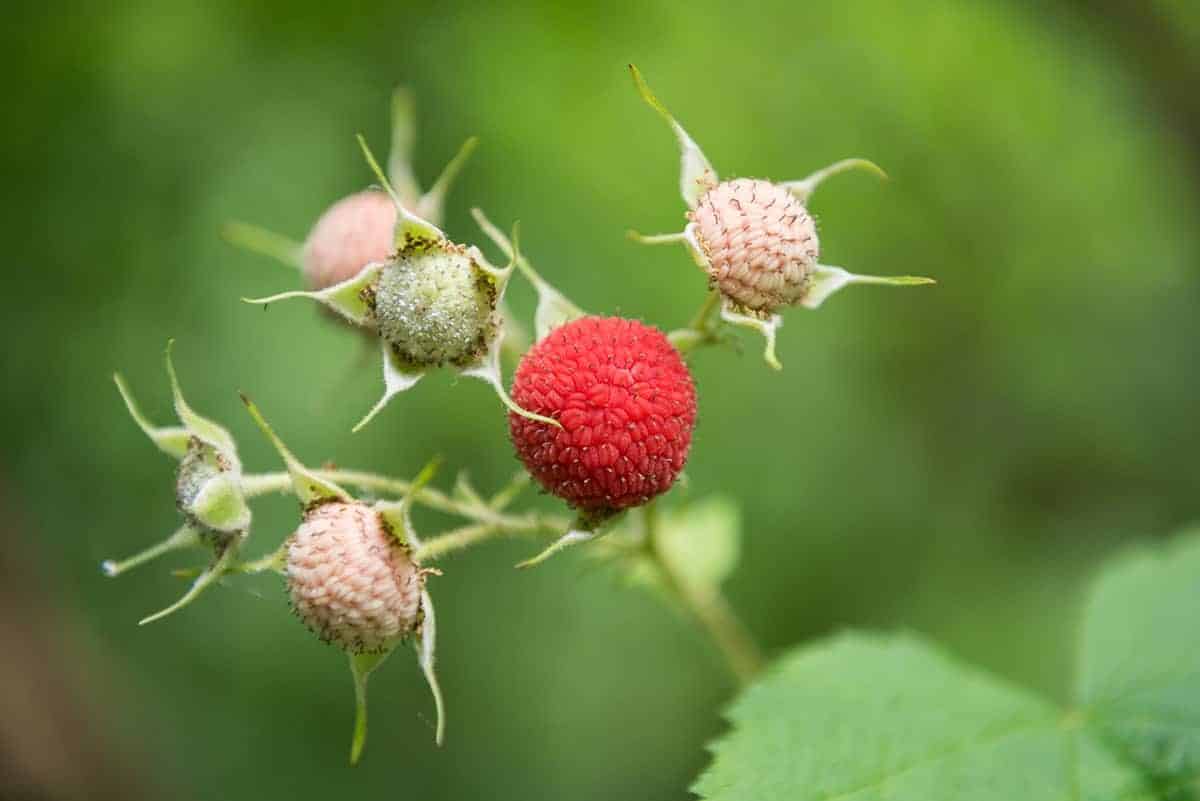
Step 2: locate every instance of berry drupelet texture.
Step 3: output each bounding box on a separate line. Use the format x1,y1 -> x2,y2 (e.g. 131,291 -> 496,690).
371,243 -> 497,368
286,501 -> 423,653
690,178 -> 819,313
508,317 -> 697,512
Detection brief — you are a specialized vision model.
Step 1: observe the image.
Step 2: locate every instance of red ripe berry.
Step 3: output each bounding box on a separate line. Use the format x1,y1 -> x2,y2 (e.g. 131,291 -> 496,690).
509,317 -> 697,512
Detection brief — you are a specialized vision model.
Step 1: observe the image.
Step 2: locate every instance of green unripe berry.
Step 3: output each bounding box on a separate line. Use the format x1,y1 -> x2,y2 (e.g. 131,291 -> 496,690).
174,437 -> 250,539
371,244 -> 497,368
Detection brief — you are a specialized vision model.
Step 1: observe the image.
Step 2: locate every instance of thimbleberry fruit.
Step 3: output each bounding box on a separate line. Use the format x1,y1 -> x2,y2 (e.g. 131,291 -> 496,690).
302,190 -> 396,291
286,501 -> 424,653
690,178 -> 819,313
245,139 -> 554,432
371,241 -> 497,367
508,316 -> 697,512
628,65 -> 932,368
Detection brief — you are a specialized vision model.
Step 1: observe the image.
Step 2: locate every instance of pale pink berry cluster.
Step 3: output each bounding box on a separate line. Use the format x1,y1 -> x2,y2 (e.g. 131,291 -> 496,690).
689,178 -> 819,313
286,501 -> 423,653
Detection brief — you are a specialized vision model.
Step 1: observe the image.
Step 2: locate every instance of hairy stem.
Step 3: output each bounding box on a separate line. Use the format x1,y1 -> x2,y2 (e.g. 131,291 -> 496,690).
242,469 -> 571,554
244,469 -> 461,515
415,511 -> 571,562
644,502 -> 764,685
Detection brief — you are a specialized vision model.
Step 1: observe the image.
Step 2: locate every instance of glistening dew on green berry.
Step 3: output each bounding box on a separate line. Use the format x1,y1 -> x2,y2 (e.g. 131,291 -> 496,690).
242,136 -> 556,432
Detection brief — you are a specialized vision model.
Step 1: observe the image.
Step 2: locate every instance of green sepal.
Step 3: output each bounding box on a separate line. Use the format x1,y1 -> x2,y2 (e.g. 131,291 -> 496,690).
348,648 -> 394,766
461,324 -> 562,429
803,264 -> 936,310
138,537 -> 241,626
222,220 -> 304,270
472,207 -> 585,342
189,470 -> 252,533
165,340 -> 240,465
240,394 -> 350,505
415,589 -> 446,746
352,341 -> 425,433
356,134 -> 446,250
416,136 -> 479,225
781,158 -> 888,205
113,373 -> 190,459
241,261 -> 386,329
376,457 -> 442,549
386,86 -> 421,208
101,523 -> 201,578
516,510 -> 621,569
720,300 -> 783,371
629,64 -> 717,209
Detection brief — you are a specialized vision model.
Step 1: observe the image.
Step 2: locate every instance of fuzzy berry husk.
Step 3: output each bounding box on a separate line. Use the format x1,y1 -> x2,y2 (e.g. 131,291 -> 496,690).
303,190 -> 397,291
690,178 -> 819,313
175,437 -> 243,542
175,438 -> 225,513
370,243 -> 497,367
508,317 -> 697,512
286,502 -> 423,653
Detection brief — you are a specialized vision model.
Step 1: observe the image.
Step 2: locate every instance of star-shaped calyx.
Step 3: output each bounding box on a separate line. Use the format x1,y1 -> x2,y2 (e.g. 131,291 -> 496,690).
240,395 -> 445,764
627,65 -> 934,369
105,341 -> 253,625
243,137 -> 558,432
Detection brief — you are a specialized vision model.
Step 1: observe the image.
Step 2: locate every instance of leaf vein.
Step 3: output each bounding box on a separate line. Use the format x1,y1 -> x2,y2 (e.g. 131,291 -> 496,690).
809,715 -> 1054,801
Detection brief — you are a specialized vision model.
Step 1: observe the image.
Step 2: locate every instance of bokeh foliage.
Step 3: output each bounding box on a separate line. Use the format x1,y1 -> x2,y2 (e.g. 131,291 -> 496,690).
2,0 -> 1199,799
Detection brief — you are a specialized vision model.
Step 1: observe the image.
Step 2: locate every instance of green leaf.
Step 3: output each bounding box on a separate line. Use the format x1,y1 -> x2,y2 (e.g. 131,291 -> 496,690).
694,530 -> 1200,800
656,496 -> 740,591
695,633 -> 1146,800
1077,530 -> 1200,795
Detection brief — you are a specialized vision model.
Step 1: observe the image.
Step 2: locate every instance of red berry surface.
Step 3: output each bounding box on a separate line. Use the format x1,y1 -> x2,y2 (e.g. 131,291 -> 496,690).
509,317 -> 697,511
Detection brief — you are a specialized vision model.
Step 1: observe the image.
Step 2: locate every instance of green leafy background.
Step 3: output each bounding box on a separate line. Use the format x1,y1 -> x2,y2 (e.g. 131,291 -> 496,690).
2,0 -> 1199,799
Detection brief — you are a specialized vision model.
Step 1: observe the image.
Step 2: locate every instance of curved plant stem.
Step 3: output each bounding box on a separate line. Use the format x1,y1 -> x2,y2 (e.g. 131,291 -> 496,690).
413,522 -> 500,562
669,290 -> 724,355
644,501 -> 764,685
242,469 -> 571,560
244,469 -> 460,514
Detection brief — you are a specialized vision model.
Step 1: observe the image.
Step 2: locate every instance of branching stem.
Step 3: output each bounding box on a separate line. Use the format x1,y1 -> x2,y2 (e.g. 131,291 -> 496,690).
242,468 -> 571,561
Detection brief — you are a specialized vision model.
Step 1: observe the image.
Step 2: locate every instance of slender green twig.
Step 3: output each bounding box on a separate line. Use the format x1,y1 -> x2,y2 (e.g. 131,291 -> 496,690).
643,501 -> 764,685
241,468 -> 571,561
243,469 -> 456,513
415,513 -> 571,563
669,290 -> 724,355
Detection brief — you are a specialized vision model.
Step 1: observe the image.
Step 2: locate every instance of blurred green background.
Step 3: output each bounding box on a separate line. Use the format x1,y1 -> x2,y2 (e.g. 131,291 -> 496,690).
4,0 -> 1200,798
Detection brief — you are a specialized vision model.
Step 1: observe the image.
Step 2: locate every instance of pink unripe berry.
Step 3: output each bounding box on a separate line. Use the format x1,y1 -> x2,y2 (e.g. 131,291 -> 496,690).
509,316 -> 697,512
302,190 -> 397,291
286,502 -> 423,653
689,179 -> 818,313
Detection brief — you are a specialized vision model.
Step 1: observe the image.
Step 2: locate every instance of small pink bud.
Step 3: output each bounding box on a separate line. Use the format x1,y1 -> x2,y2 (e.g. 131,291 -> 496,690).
286,501 -> 424,653
301,190 -> 397,291
689,179 -> 818,314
